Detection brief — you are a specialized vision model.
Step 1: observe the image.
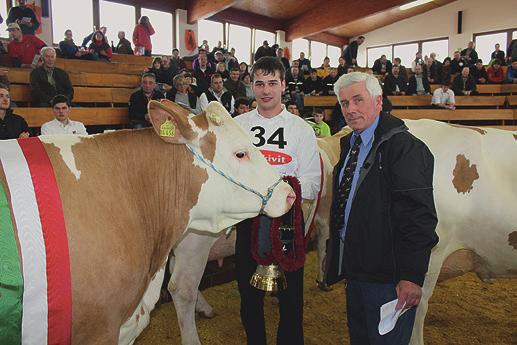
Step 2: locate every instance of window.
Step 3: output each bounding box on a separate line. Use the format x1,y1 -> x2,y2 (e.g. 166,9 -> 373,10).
475,32 -> 507,64
0,0 -> 7,37
228,24 -> 251,65
198,19 -> 224,50
52,0 -> 93,44
513,31 -> 517,40
422,39 -> 448,62
327,46 -> 342,67
367,46 -> 392,68
393,43 -> 418,67
100,1 -> 135,46
254,29 -> 275,56
310,41 -> 327,68
141,8 -> 173,55
292,38 -> 309,62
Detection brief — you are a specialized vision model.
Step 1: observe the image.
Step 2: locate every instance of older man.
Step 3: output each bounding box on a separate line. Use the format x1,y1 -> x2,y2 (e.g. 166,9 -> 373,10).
30,47 -> 74,106
324,72 -> 438,345
40,94 -> 87,135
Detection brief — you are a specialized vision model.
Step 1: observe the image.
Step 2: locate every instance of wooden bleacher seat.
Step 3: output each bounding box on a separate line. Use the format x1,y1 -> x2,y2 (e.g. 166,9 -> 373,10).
392,109 -> 514,121
52,58 -> 145,75
110,54 -> 153,66
14,107 -> 129,127
430,83 -> 517,94
507,95 -> 517,107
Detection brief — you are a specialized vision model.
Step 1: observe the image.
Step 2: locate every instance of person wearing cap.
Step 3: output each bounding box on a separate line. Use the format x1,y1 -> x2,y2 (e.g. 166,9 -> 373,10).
0,84 -> 30,139
6,22 -> 45,68
6,0 -> 39,36
40,95 -> 87,135
254,40 -> 271,62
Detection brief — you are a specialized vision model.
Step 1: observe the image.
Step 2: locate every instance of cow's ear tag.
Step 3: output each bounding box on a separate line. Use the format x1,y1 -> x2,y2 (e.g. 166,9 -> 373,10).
160,118 -> 176,137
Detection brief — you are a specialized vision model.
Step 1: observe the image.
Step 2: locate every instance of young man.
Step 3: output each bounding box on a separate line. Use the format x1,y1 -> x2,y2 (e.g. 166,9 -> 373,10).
199,73 -> 234,114
233,97 -> 249,117
310,108 -> 331,137
234,56 -> 321,345
40,95 -> 87,135
324,72 -> 438,345
431,83 -> 456,110
6,22 -> 45,68
285,100 -> 299,116
0,85 -> 30,139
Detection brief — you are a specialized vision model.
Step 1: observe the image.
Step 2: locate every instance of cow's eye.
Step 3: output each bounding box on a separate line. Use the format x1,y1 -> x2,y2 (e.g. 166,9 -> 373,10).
235,151 -> 247,159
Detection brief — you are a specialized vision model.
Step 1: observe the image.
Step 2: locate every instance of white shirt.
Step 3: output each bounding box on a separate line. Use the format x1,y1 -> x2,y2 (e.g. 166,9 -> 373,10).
235,107 -> 321,200
432,88 -> 455,105
40,118 -> 88,135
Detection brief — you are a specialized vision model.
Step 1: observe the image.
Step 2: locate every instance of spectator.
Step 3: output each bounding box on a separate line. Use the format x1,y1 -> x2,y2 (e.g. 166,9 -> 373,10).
337,56 -> 349,77
30,47 -> 74,107
461,41 -> 478,65
146,57 -> 170,85
199,73 -> 234,114
59,29 -> 92,60
304,69 -> 324,96
285,100 -> 299,116
276,47 -> 290,70
191,49 -> 214,73
310,108 -> 331,137
225,51 -> 239,71
323,68 -> 339,95
240,73 -> 254,101
507,60 -> 517,84
115,31 -> 133,55
166,74 -> 201,115
285,66 -> 304,110
224,68 -> 246,99
392,57 -> 409,80
249,99 -> 257,110
286,59 -> 300,80
383,65 -> 408,96
128,72 -> 164,128
7,22 -> 45,68
343,36 -> 364,66
450,51 -> 467,75
491,43 -> 505,65
40,95 -> 87,135
507,39 -> 517,63
213,50 -> 225,66
411,51 -> 425,73
6,0 -> 39,36
471,59 -> 488,84
440,57 -> 452,84
486,60 -> 505,83
408,64 -> 431,95
431,83 -> 455,110
160,56 -> 178,85
424,58 -> 440,84
372,54 -> 392,75
0,70 -> 10,88
171,48 -> 186,71
238,61 -> 249,76
0,84 -> 29,139
81,26 -> 107,48
216,62 -> 229,80
192,53 -> 214,95
452,67 -> 478,96
133,16 -> 155,56
254,40 -> 271,62
318,56 -> 332,78
87,30 -> 112,61
233,97 -> 249,117
297,52 -> 312,74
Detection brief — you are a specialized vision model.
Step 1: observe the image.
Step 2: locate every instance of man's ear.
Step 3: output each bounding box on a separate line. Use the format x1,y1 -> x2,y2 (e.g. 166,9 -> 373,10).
148,99 -> 196,144
374,94 -> 383,113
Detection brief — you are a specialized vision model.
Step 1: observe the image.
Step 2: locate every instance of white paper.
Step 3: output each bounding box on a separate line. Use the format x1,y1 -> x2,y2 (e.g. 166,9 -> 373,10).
378,299 -> 409,335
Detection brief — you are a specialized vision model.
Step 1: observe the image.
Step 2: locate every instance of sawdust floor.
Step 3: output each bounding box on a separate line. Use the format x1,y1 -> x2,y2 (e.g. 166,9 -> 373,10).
135,251 -> 517,345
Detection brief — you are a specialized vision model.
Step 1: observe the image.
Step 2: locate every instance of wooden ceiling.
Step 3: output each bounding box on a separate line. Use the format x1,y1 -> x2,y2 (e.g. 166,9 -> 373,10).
119,0 -> 458,46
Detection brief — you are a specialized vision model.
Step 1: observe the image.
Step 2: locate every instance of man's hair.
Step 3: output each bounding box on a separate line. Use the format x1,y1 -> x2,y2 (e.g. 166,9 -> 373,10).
234,97 -> 249,108
172,48 -> 179,53
250,56 -> 285,81
211,73 -> 223,83
141,72 -> 156,80
285,100 -> 297,108
358,36 -> 365,40
173,74 -> 184,88
492,59 -> 501,65
51,94 -> 71,107
313,107 -> 324,115
40,46 -> 56,56
230,67 -> 240,73
394,57 -> 401,64
476,59 -> 483,64
0,83 -> 9,91
64,29 -> 72,35
334,72 -> 382,102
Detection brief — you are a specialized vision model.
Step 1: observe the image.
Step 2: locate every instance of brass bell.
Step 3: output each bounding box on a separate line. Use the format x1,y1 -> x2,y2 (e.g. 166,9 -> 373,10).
250,264 -> 287,292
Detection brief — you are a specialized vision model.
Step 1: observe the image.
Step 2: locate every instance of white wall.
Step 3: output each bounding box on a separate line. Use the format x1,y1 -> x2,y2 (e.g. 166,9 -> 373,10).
357,0 -> 516,66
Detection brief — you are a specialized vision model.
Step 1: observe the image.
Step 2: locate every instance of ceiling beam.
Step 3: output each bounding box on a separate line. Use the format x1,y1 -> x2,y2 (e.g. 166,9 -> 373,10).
285,0 -> 406,41
187,0 -> 237,24
306,32 -> 348,47
208,8 -> 284,33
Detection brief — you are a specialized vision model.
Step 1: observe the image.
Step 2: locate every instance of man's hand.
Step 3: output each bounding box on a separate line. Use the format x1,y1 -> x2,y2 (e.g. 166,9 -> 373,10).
395,280 -> 422,311
19,132 -> 30,139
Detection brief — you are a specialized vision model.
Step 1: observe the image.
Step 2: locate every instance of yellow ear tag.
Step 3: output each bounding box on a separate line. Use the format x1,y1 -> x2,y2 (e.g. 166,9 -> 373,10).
160,118 -> 175,137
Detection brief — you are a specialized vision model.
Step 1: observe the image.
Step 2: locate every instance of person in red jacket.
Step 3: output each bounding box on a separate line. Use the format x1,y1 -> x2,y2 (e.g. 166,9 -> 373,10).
486,60 -> 505,84
132,16 -> 155,56
6,22 -> 45,68
88,30 -> 112,61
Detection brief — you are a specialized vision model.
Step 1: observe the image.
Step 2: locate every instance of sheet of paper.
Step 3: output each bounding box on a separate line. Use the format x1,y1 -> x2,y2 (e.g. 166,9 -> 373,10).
378,299 -> 409,335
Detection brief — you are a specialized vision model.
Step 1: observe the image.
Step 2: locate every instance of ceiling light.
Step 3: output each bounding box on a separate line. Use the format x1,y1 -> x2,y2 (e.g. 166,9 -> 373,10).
400,0 -> 434,11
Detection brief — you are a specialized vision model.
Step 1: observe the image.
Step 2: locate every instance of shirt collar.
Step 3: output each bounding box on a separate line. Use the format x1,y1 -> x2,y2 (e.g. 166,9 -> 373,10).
352,115 -> 379,147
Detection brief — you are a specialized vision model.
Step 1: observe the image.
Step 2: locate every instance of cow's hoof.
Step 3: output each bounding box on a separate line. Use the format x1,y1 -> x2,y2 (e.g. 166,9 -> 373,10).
198,310 -> 215,319
316,280 -> 332,292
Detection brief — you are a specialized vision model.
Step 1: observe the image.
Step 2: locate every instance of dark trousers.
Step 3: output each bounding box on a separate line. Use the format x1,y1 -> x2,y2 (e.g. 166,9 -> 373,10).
346,280 -> 417,345
235,219 -> 304,345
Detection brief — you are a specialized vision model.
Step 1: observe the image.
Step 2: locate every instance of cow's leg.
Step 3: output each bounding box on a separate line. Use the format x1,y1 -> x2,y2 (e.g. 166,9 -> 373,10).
314,220 -> 332,291
195,290 -> 215,318
168,232 -> 218,345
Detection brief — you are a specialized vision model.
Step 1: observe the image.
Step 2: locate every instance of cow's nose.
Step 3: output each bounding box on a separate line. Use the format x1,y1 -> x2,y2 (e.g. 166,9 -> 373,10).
286,190 -> 296,208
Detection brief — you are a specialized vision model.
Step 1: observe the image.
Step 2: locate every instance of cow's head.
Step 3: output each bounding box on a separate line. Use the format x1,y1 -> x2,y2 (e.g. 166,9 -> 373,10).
148,100 -> 295,231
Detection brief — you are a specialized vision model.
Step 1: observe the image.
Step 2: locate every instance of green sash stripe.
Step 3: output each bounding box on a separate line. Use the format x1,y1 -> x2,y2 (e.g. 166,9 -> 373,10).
0,182 -> 23,345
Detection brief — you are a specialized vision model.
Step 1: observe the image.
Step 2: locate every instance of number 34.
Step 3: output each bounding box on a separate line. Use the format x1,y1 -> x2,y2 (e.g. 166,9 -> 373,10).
251,126 -> 287,149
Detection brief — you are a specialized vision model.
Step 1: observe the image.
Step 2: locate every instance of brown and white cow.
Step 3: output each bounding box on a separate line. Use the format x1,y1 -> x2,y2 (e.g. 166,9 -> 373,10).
3,100 -> 295,345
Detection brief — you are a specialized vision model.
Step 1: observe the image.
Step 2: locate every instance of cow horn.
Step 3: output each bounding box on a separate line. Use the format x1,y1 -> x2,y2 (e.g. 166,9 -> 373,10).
250,264 -> 287,292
